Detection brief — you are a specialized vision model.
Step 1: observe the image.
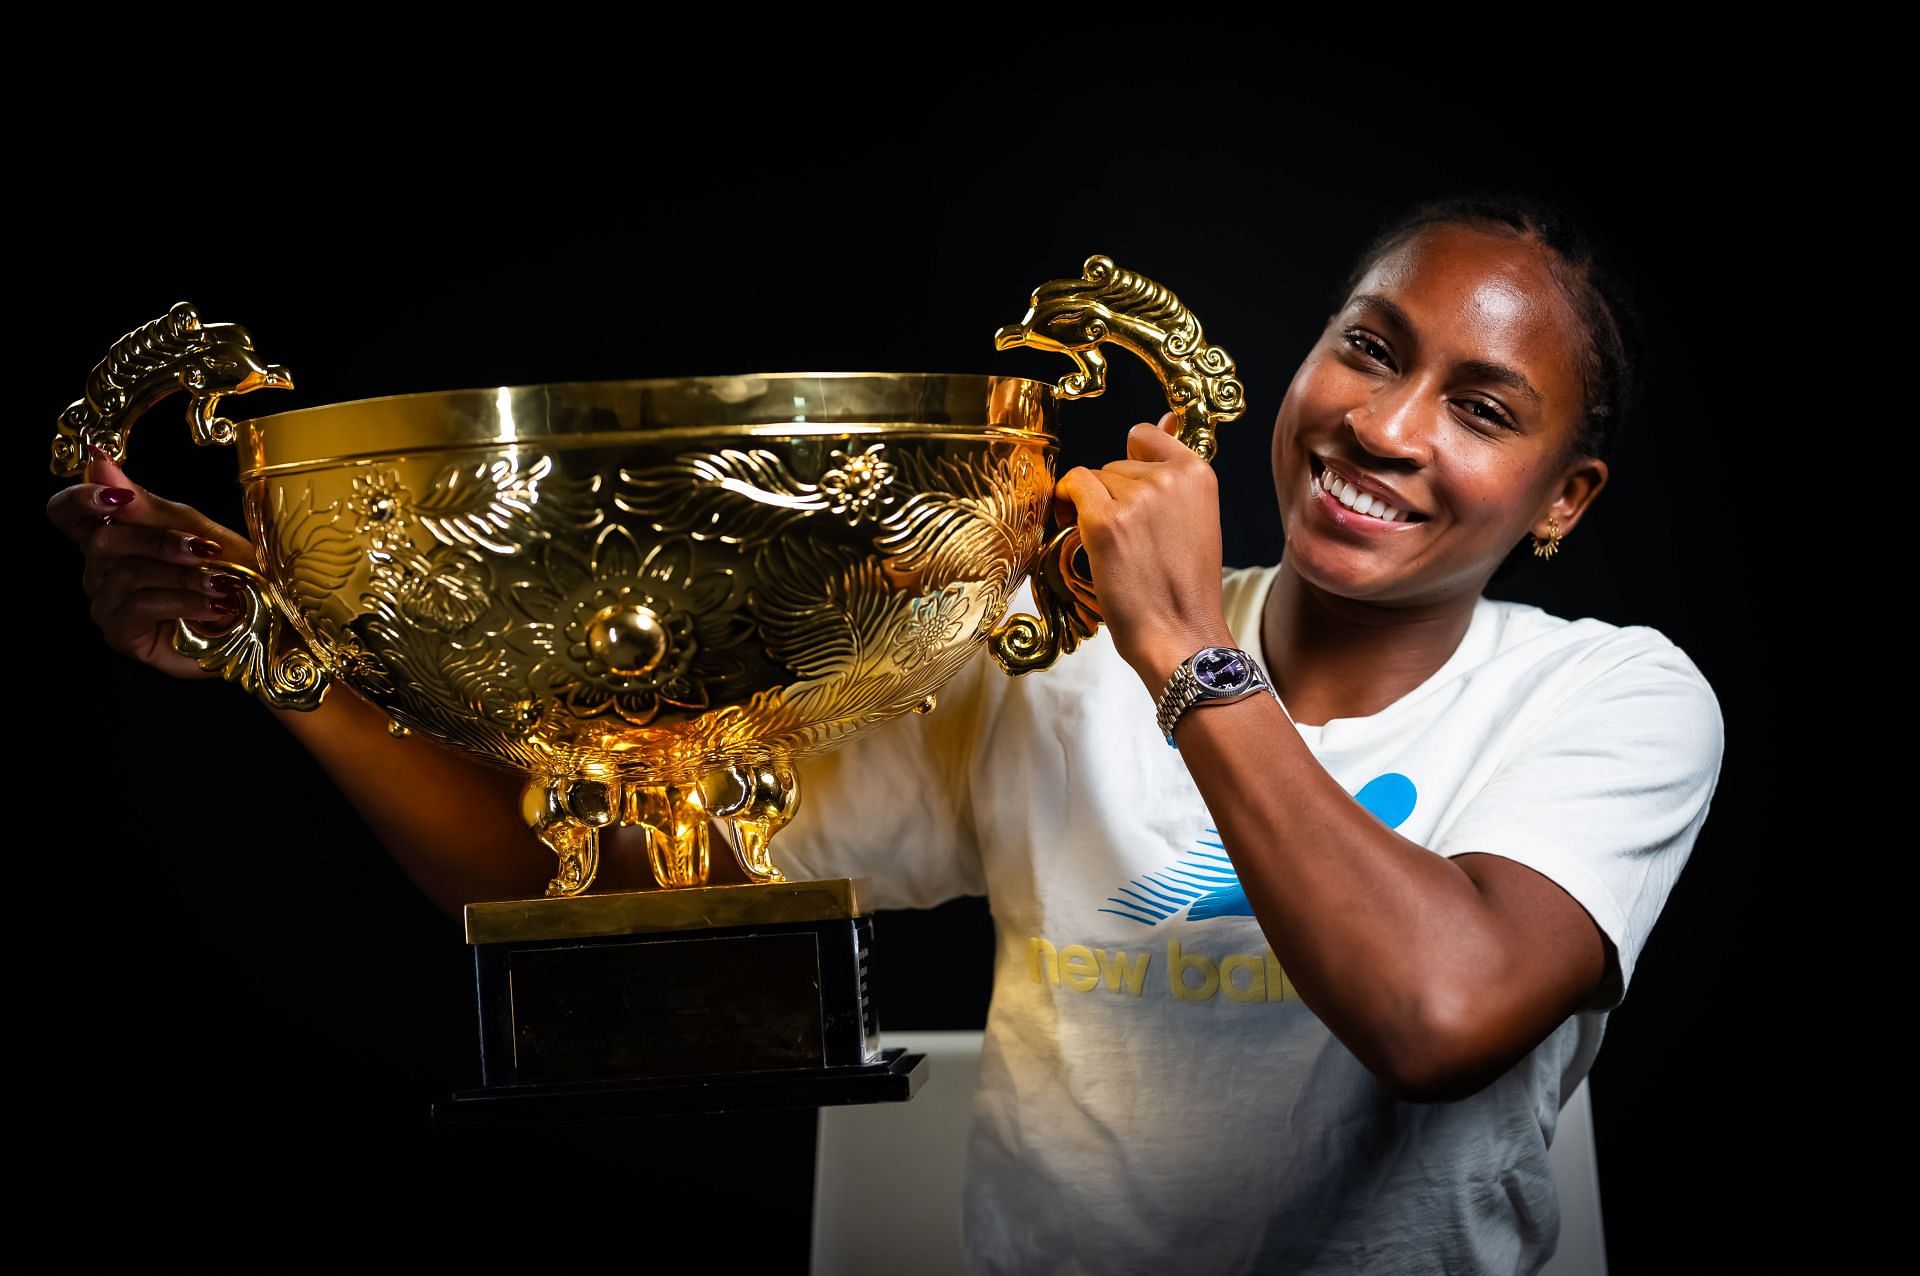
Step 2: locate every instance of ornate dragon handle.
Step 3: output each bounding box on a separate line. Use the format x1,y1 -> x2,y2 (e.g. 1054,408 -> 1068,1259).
988,254 -> 1246,674
50,301 -> 326,710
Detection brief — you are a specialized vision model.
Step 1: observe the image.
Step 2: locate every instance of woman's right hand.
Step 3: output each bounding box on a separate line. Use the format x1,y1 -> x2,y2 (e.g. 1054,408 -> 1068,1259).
47,445 -> 260,681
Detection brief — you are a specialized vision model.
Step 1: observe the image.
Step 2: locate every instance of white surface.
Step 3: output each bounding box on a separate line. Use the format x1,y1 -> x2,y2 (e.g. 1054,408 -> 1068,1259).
813,1032 -> 980,1276
1541,1074 -> 1609,1276
814,1030 -> 1607,1275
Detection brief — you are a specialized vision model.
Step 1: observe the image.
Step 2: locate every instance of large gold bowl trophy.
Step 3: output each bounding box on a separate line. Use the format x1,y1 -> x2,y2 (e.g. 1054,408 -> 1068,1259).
51,257 -> 1243,1124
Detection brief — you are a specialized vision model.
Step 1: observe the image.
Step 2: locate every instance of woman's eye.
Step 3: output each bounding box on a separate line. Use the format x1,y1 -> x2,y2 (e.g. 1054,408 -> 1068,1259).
1342,330 -> 1390,364
1461,399 -> 1518,431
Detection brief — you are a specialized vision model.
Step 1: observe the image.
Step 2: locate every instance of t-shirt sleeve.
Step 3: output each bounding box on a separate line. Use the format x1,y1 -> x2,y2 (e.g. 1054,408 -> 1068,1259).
1429,633 -> 1726,1013
750,642 -> 997,910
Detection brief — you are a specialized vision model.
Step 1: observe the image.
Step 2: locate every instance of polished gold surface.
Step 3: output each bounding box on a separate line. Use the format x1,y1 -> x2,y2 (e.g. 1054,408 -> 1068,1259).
1532,514 -> 1563,558
52,258 -> 1245,899
173,560 -> 329,711
987,521 -> 1103,675
994,254 -> 1245,462
233,372 -> 1053,474
463,876 -> 871,945
264,417 -> 1059,899
49,301 -> 293,477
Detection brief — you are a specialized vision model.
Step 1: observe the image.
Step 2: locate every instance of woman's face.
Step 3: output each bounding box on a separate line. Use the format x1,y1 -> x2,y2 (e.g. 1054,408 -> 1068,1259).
1270,223 -> 1607,606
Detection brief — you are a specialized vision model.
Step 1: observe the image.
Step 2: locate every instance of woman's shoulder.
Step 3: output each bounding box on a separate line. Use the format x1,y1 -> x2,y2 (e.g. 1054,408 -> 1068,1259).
1478,594 -> 1721,720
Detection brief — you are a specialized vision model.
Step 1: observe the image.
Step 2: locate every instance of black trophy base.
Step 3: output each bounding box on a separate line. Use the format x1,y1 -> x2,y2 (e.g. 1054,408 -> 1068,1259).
439,879 -> 916,1128
431,1046 -> 927,1127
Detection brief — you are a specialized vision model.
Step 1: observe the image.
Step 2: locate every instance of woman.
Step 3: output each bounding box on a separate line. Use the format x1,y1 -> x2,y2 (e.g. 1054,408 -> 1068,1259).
50,192 -> 1724,1274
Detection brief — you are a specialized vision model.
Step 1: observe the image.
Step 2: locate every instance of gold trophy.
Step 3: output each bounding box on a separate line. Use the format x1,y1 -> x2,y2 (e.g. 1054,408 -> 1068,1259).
50,256 -> 1244,1122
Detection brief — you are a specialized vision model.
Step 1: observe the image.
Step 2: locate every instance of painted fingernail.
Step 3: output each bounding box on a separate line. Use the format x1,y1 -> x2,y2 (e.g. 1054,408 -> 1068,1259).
98,488 -> 135,507
208,575 -> 240,597
207,598 -> 239,615
187,536 -> 222,558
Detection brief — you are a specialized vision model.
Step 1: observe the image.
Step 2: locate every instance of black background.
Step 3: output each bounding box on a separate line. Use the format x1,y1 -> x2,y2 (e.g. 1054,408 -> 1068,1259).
17,62 -> 1847,1271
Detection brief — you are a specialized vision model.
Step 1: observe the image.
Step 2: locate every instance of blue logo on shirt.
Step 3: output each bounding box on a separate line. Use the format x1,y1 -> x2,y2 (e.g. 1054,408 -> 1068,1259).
1098,772 -> 1417,926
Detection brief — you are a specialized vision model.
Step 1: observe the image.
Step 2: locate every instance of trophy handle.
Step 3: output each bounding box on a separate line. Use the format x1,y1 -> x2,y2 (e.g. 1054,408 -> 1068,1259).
173,560 -> 330,710
986,523 -> 1102,676
988,254 -> 1246,674
49,301 -> 295,476
52,302 -> 327,710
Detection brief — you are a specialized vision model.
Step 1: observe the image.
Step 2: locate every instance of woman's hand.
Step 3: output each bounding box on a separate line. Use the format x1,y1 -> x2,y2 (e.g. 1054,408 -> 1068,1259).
48,448 -> 556,915
1054,410 -> 1237,689
47,445 -> 259,680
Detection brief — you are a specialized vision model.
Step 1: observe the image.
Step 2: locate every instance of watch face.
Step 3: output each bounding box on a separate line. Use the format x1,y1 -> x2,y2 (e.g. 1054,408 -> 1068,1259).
1193,647 -> 1253,693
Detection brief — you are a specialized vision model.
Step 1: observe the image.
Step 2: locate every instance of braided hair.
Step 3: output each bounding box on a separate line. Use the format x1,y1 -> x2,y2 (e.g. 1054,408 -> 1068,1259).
1329,192 -> 1649,583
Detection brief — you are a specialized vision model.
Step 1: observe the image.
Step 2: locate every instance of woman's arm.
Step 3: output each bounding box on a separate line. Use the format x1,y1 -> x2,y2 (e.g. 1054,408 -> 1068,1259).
1058,417 -> 1617,1103
53,449 -> 556,920
266,688 -> 555,920
1147,676 -> 1610,1103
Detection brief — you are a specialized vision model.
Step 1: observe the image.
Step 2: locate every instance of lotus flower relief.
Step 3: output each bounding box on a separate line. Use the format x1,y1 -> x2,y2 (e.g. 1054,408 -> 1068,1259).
506,526 -> 755,726
345,467 -> 417,562
889,583 -> 968,673
818,443 -> 895,525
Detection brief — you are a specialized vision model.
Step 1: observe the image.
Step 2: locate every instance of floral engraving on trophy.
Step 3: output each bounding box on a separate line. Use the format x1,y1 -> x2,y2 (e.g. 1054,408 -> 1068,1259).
258,434 -> 1060,790
252,427 -> 1078,884
618,448 -> 794,543
350,574 -> 538,759
504,527 -> 756,728
889,584 -> 969,673
817,442 -> 897,525
751,538 -> 893,687
411,452 -> 600,556
872,444 -> 1047,590
257,480 -> 364,667
345,466 -> 417,562
392,549 -> 494,632
615,442 -> 907,542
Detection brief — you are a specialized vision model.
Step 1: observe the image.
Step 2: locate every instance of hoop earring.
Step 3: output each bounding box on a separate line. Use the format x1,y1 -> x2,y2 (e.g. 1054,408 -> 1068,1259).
1531,515 -> 1562,559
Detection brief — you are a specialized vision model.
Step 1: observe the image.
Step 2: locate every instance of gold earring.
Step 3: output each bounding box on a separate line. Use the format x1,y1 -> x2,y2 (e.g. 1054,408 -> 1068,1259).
1531,515 -> 1562,559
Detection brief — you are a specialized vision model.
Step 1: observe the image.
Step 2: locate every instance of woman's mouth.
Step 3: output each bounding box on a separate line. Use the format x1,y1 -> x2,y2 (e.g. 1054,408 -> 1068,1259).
1308,456 -> 1428,530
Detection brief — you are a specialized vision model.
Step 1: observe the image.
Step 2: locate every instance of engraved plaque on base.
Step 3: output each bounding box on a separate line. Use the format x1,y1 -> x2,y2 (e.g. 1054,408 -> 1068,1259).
432,877 -> 927,1126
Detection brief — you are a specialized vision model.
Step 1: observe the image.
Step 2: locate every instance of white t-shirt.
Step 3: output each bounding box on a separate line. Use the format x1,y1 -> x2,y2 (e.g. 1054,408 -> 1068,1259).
775,556 -> 1726,1275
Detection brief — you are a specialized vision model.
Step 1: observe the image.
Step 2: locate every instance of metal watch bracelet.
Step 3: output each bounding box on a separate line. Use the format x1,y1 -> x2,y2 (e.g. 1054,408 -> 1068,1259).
1155,649 -> 1282,745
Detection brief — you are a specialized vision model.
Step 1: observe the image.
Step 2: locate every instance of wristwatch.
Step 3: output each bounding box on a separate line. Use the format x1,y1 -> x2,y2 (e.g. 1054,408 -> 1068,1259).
1154,645 -> 1282,745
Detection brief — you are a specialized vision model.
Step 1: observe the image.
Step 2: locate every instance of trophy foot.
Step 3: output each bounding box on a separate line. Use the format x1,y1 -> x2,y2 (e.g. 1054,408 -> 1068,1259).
629,782 -> 712,889
733,824 -> 788,885
703,760 -> 799,884
522,776 -> 614,898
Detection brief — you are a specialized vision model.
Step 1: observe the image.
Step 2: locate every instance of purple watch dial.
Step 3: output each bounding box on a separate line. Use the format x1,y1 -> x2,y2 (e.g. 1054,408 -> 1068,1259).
1193,647 -> 1252,692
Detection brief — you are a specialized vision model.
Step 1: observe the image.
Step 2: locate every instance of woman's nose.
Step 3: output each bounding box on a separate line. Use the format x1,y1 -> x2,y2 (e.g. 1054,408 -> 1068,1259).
1344,385 -> 1433,467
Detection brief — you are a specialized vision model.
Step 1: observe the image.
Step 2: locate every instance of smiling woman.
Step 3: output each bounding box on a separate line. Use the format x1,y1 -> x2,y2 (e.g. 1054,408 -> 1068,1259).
1268,217 -> 1617,619
761,192 -> 1724,1274
48,190 -> 1722,1275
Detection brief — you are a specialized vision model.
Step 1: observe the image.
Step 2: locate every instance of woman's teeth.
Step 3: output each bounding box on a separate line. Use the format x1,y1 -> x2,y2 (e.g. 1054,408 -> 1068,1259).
1312,464 -> 1412,522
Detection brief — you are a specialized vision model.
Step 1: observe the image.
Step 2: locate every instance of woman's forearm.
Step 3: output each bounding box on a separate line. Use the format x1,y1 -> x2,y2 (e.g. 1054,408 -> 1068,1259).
266,686 -> 552,920
1174,690 -> 1495,1082
1153,643 -> 1605,1102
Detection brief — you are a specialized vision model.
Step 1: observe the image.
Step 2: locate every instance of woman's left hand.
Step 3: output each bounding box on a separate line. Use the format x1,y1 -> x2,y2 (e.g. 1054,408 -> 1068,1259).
1054,410 -> 1238,690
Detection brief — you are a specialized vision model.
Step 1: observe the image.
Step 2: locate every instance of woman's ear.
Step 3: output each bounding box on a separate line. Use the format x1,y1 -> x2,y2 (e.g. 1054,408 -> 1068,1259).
1540,456 -> 1609,541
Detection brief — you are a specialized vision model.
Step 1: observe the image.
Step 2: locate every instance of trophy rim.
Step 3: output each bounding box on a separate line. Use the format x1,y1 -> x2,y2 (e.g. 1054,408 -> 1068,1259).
236,370 -> 1062,427
232,370 -> 1064,474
